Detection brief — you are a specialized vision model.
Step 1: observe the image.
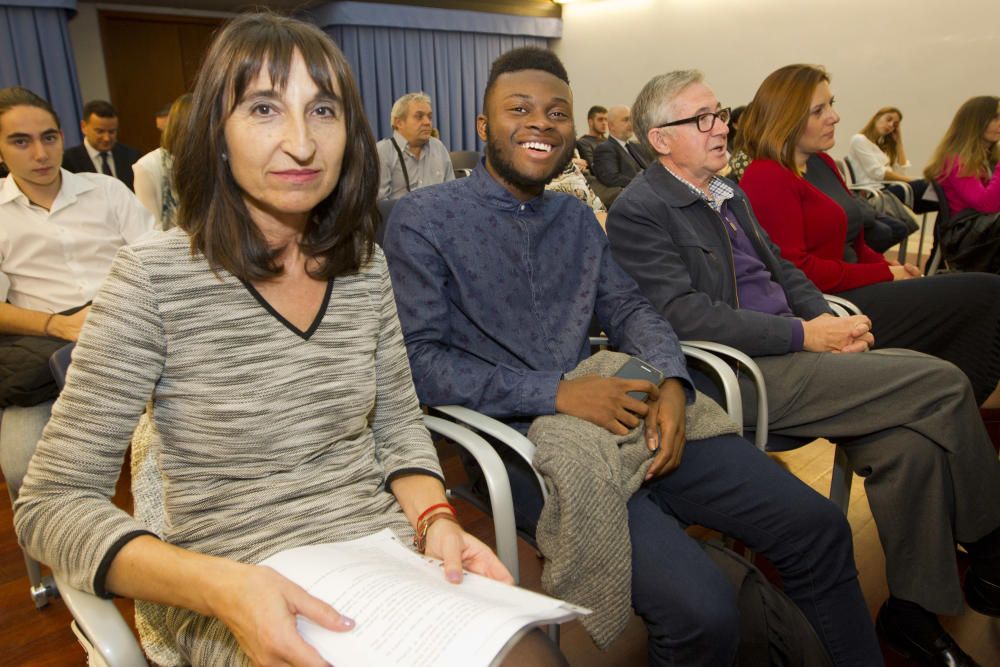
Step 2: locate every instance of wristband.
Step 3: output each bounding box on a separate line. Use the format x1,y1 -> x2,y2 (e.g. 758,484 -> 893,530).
416,502 -> 456,526
413,512 -> 461,554
43,313 -> 56,337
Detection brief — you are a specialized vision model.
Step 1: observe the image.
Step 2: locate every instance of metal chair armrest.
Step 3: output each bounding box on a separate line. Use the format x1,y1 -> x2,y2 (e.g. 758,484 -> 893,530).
678,343 -> 743,433
682,341 -> 768,451
52,573 -> 147,667
430,406 -> 546,503
847,184 -> 884,199
823,294 -> 862,316
423,415 -> 519,581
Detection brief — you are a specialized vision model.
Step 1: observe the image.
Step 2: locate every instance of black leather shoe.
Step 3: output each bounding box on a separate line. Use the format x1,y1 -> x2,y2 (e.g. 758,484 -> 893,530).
876,602 -> 980,667
964,568 -> 1000,617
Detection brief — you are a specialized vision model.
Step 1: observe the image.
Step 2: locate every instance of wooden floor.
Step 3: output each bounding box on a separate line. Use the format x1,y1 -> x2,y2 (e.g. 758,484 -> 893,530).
1,438 -> 997,666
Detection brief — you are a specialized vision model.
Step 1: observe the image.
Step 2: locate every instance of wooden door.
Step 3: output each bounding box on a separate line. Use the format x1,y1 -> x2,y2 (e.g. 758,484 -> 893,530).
98,11 -> 223,154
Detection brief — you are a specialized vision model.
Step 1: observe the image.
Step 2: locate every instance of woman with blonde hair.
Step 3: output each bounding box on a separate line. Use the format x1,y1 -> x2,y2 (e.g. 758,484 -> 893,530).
849,106 -> 936,212
132,93 -> 192,229
739,63 -> 1000,664
926,95 -> 1000,214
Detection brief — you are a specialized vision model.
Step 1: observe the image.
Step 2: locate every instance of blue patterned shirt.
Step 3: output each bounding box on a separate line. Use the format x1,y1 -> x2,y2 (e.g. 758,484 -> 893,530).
383,162 -> 693,428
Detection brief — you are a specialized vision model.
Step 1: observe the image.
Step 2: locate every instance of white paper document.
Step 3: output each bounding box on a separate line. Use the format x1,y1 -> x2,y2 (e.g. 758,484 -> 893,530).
260,529 -> 588,667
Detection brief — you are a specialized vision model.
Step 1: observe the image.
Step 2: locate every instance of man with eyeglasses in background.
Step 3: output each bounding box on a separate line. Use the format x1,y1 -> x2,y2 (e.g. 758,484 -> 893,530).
607,70 -> 1000,667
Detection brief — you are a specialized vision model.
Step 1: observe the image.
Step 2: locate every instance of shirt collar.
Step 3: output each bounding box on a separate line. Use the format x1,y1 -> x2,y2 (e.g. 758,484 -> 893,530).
660,163 -> 734,212
392,130 -> 427,158
0,169 -> 96,210
84,138 -> 104,159
468,159 -> 547,213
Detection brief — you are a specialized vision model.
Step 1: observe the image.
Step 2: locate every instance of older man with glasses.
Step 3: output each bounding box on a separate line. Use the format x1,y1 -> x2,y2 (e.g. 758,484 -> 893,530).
607,70 -> 1000,667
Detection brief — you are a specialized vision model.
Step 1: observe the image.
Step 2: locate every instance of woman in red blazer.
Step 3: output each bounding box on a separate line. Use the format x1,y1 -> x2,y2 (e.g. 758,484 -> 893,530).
737,64 -> 1000,408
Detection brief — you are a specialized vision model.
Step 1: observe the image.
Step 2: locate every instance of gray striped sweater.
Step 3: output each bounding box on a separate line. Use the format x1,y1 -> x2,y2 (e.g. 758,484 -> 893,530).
14,229 -> 442,664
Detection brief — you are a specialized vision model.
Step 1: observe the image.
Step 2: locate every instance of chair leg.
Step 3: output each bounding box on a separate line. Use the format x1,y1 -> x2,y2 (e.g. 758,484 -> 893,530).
828,446 -> 852,516
23,551 -> 58,608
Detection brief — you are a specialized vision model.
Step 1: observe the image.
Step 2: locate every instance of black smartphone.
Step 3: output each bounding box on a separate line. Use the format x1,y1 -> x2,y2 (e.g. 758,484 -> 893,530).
614,357 -> 664,402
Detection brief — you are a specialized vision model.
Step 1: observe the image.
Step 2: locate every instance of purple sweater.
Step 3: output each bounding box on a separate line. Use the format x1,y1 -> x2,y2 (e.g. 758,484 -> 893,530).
720,204 -> 804,351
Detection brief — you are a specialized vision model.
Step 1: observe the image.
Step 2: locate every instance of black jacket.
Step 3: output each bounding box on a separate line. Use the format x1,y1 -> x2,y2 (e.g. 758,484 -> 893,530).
592,139 -> 649,189
62,142 -> 141,191
606,162 -> 831,357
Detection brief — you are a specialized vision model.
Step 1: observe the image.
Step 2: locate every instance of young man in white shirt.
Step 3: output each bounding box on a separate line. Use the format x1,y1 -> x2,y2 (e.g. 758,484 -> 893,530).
0,86 -> 152,518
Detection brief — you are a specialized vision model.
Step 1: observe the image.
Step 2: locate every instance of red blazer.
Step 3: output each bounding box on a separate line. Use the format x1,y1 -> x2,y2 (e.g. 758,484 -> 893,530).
740,153 -> 892,293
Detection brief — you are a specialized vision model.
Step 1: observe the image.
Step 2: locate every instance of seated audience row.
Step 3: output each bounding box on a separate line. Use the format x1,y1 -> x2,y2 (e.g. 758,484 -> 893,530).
737,64 -> 1000,407
8,16 -> 563,667
384,49 -> 880,667
604,68 -> 1000,666
5,18 -> 1000,667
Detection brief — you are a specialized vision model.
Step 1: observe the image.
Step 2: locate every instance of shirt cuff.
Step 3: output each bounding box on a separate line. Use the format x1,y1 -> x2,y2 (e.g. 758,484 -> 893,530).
788,318 -> 805,352
93,530 -> 159,598
519,370 -> 565,416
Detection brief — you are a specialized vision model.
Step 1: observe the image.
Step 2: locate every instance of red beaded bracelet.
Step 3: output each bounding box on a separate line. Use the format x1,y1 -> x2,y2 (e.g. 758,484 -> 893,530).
416,502 -> 457,525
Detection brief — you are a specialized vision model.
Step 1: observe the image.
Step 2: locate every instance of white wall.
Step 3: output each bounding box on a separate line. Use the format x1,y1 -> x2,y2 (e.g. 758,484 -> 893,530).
555,0 -> 1000,173
69,2 -> 110,103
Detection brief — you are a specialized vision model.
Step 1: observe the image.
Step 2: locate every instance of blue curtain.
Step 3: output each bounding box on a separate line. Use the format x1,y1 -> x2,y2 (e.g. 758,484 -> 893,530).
310,2 -> 561,152
0,0 -> 83,146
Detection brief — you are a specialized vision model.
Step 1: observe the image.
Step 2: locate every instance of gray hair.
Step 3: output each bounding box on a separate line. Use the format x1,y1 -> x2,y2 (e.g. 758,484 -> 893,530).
632,70 -> 704,154
390,91 -> 432,127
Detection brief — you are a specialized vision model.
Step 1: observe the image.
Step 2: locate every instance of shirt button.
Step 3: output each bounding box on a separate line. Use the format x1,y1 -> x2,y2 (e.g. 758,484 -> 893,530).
519,204 -> 526,212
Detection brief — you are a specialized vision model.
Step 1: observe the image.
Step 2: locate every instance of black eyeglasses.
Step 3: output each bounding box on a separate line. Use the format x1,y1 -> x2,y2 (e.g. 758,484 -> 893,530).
657,107 -> 732,133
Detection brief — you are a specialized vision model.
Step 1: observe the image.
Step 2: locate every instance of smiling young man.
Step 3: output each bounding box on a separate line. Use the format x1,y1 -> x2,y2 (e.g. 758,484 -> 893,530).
375,92 -> 455,200
0,87 -> 152,545
607,70 -> 1000,666
383,49 -> 878,666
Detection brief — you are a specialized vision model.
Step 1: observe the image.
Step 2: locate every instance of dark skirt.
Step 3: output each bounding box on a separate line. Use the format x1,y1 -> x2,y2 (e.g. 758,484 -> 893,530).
838,272 -> 1000,404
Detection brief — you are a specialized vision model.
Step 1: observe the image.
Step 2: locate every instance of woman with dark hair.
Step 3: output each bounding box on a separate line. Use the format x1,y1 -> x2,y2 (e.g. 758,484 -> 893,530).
739,67 -> 1000,661
849,106 -> 936,212
926,95 -> 1000,214
13,13 -> 564,667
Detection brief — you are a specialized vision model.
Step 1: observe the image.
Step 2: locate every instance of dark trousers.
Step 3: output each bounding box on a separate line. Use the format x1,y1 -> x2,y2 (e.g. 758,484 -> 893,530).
887,179 -> 938,213
504,433 -> 880,666
838,272 -> 1000,404
741,349 -> 1000,615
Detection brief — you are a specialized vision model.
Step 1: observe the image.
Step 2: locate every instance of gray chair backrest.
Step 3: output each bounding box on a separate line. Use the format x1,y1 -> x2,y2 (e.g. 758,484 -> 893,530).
450,151 -> 480,172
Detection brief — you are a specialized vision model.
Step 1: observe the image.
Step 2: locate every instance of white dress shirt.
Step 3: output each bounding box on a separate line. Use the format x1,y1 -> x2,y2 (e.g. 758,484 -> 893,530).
133,148 -> 166,227
84,138 -> 117,178
847,133 -> 910,184
0,169 -> 154,312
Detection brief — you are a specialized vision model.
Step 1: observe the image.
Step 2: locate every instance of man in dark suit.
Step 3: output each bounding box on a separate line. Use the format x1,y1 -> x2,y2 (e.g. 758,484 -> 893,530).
61,100 -> 141,191
591,105 -> 651,203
